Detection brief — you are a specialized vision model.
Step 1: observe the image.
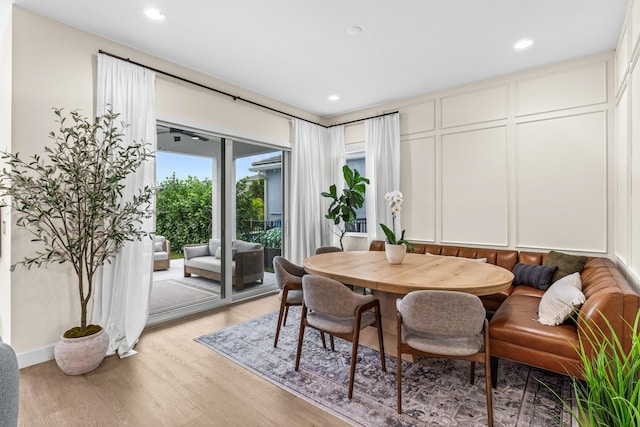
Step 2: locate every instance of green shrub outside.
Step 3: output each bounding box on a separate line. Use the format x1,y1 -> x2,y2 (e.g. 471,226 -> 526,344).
253,226 -> 281,248
156,174 -> 212,252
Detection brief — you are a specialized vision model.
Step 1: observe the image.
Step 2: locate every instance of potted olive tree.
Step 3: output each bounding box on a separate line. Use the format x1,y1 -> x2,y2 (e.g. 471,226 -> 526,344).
0,107 -> 154,375
321,164 -> 369,250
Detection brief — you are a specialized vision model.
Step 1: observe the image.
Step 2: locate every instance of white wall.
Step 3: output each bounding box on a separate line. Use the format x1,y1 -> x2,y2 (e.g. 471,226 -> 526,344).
336,52 -> 615,258
0,0 -> 12,342
8,7 -> 318,365
615,0 -> 640,287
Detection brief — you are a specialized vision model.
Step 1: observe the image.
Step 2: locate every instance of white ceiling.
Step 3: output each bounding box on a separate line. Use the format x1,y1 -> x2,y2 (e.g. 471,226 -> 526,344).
13,0 -> 628,118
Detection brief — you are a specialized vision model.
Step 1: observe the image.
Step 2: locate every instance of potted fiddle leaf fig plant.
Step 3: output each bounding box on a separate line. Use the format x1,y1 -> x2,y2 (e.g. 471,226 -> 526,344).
0,107 -> 154,375
321,164 -> 369,250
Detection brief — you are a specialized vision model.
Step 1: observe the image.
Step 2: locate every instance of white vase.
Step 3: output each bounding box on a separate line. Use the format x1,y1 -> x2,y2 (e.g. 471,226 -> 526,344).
385,243 -> 406,264
54,328 -> 109,375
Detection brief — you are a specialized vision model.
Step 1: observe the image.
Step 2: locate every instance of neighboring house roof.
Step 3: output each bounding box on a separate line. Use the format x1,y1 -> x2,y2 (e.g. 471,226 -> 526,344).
249,154 -> 282,172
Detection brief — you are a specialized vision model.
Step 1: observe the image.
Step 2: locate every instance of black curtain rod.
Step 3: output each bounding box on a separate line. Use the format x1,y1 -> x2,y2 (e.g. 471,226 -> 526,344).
98,49 -> 398,129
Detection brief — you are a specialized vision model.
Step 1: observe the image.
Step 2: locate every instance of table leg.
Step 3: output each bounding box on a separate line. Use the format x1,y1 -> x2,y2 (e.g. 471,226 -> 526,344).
371,289 -> 404,336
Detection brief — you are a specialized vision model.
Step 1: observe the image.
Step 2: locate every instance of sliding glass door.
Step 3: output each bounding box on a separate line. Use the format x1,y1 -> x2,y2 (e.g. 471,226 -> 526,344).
147,123 -> 283,326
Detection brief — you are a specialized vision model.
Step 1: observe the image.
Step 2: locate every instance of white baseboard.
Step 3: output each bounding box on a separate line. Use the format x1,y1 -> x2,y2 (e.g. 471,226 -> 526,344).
17,343 -> 55,369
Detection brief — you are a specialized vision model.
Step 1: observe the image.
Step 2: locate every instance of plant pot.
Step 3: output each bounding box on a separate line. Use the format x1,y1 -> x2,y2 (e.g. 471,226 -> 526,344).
385,243 -> 406,265
264,247 -> 281,267
53,328 -> 109,375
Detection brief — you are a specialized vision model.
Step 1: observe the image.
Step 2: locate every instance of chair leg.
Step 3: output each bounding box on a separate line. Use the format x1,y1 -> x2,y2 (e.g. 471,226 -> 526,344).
295,307 -> 307,371
348,329 -> 360,399
329,335 -> 335,351
397,311 -> 403,414
484,320 -> 494,427
320,332 -> 327,349
490,356 -> 499,389
376,306 -> 386,372
283,306 -> 290,326
485,356 -> 494,427
273,301 -> 288,347
470,361 -> 476,385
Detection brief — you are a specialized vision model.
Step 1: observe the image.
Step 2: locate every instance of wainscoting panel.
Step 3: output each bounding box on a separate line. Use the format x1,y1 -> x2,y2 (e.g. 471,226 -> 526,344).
401,136 -> 435,242
515,112 -> 607,252
615,88 -> 629,263
632,0 -> 640,60
441,127 -> 508,246
400,100 -> 435,135
631,61 -> 640,278
617,25 -> 630,93
440,85 -> 507,129
515,62 -> 607,117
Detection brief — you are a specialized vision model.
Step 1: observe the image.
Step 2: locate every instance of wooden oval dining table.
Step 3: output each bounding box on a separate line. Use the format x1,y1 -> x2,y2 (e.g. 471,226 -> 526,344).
303,250 -> 514,335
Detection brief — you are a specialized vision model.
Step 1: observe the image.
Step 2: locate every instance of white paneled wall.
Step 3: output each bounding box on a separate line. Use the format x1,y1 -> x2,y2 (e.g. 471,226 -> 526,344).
400,136 -> 435,242
515,112 -> 607,252
343,51 -> 614,256
441,127 -> 508,246
616,0 -> 640,285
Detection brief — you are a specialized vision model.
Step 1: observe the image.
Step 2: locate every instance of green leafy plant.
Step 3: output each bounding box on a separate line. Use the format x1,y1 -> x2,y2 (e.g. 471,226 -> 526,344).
544,310 -> 640,426
321,164 -> 369,250
156,174 -> 212,252
380,190 -> 413,251
0,108 -> 154,337
253,226 -> 281,248
236,176 -> 264,242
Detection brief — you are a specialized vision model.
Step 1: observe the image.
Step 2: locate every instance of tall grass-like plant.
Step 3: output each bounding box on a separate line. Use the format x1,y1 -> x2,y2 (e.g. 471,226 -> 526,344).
547,310 -> 640,426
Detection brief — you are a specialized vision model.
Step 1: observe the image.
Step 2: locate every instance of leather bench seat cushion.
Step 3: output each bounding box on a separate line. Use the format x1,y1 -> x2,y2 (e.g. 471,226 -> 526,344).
490,293 -> 579,360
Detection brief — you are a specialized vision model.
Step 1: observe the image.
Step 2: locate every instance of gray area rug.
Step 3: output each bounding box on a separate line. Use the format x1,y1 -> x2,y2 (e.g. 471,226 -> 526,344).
149,279 -> 219,315
195,308 -> 574,427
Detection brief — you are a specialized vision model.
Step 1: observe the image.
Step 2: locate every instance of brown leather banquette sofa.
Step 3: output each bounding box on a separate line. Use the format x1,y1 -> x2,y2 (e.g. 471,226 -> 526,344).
369,240 -> 640,380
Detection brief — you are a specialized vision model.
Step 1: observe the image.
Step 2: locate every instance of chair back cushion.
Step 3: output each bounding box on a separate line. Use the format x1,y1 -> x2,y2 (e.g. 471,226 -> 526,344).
302,275 -> 373,317
315,246 -> 343,255
397,290 -> 485,336
232,239 -> 263,253
208,238 -> 221,256
273,256 -> 305,289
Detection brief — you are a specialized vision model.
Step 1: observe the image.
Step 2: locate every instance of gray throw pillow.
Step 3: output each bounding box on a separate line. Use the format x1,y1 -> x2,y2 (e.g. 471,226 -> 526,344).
512,263 -> 558,290
543,250 -> 588,283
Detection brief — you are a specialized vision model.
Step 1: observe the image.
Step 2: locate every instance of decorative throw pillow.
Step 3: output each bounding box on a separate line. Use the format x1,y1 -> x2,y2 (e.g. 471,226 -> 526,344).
538,272 -> 585,326
154,241 -> 164,252
543,250 -> 588,283
512,263 -> 558,290
214,246 -> 222,259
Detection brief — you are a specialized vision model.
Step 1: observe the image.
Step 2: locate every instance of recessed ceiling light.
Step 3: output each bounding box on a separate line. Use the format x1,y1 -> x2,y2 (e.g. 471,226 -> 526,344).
328,94 -> 340,101
513,38 -> 534,51
144,8 -> 166,21
346,25 -> 362,36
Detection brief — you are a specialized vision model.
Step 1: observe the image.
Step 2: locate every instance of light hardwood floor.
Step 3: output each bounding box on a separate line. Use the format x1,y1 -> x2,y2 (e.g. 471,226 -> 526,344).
18,295 -> 354,427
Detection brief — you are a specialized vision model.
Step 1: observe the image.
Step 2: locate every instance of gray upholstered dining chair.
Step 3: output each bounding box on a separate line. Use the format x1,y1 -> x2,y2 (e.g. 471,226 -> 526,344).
295,275 -> 386,399
273,256 -> 329,348
314,246 -> 343,255
396,290 -> 493,426
0,338 -> 19,427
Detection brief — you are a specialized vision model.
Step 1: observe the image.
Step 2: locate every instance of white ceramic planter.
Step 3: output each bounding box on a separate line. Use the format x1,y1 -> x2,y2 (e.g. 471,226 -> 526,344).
54,328 -> 109,375
385,243 -> 406,264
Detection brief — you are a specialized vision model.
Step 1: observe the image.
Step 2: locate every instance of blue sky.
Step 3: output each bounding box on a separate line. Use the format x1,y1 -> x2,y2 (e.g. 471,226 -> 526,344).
156,152 -> 274,183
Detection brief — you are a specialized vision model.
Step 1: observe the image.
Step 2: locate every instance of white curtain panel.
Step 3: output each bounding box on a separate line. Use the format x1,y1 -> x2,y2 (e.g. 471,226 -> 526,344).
365,113 -> 400,242
290,120 -> 345,264
93,53 -> 156,357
